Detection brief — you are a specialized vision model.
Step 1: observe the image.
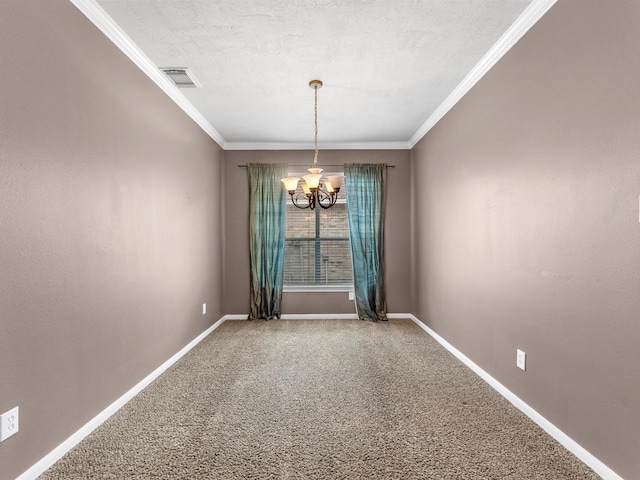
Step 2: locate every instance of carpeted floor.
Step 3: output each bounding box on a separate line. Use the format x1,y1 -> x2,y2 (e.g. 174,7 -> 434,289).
40,318 -> 600,479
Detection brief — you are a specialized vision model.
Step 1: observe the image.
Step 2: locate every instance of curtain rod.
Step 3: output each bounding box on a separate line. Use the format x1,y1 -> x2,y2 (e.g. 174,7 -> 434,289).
237,164 -> 395,168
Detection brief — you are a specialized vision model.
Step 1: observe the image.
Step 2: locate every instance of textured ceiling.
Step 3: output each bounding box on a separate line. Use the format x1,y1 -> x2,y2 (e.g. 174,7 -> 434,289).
92,0 -> 538,148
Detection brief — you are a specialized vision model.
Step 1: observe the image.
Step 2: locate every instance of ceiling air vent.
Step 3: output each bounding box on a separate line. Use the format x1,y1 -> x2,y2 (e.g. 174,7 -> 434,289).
160,68 -> 200,88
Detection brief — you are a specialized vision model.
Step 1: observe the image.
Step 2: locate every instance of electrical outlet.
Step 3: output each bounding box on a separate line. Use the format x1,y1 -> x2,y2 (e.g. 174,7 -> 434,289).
348,291 -> 355,300
202,303 -> 206,315
0,406 -> 19,442
516,349 -> 526,371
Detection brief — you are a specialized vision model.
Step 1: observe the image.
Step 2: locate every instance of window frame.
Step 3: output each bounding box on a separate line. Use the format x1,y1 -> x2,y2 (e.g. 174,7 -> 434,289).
283,170 -> 353,293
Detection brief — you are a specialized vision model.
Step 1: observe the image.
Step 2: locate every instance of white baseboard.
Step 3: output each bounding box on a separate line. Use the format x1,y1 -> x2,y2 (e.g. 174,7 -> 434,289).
281,313 -> 359,320
225,314 -> 361,320
231,313 -> 402,320
19,312 -> 622,480
17,316 -> 229,480
404,314 -> 622,480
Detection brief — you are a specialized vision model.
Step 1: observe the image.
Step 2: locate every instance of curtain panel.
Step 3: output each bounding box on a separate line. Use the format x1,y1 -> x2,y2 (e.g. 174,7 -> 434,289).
345,163 -> 388,321
247,163 -> 288,320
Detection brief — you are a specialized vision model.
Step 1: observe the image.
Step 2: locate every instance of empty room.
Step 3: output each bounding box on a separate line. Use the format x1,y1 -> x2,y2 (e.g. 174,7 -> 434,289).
1,0 -> 638,479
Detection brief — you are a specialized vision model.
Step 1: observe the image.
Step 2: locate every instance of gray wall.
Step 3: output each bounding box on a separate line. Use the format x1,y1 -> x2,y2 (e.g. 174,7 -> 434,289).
4,0 -> 636,478
411,1 -> 640,478
0,2 -> 224,479
223,150 -> 412,315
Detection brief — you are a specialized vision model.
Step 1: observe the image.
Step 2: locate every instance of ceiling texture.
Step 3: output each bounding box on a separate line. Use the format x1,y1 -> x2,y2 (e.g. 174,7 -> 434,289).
73,0 -> 556,149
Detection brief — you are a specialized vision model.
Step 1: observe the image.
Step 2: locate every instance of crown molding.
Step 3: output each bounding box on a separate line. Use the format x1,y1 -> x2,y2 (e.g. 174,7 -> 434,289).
69,0 -> 227,149
408,0 -> 558,148
71,0 -> 555,153
224,141 -> 410,151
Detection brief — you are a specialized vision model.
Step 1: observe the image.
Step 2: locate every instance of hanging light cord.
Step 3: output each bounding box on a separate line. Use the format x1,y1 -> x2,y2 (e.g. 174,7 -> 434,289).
313,84 -> 319,168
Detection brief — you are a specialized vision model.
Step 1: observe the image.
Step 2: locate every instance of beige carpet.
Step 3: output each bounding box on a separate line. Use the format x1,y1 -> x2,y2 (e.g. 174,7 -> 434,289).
41,318 -> 600,479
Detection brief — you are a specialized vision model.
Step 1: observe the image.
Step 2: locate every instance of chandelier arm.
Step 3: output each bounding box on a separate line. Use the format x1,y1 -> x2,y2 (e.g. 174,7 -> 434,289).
290,192 -> 313,210
316,189 -> 338,209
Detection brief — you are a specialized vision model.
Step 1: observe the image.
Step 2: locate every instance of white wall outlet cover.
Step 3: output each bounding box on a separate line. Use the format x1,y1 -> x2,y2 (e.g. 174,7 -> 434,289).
348,291 -> 355,300
202,303 -> 206,315
517,349 -> 527,371
0,406 -> 19,442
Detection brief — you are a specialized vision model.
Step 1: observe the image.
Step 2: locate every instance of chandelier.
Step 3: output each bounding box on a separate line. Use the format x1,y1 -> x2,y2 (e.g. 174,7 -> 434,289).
281,80 -> 344,210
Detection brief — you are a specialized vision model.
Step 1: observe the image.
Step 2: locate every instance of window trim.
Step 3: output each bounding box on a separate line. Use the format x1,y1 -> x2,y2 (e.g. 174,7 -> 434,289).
283,170 -> 353,290
283,284 -> 354,293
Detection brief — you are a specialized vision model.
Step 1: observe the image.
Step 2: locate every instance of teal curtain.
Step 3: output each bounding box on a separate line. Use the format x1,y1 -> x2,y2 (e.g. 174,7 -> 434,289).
345,163 -> 388,321
248,164 -> 288,320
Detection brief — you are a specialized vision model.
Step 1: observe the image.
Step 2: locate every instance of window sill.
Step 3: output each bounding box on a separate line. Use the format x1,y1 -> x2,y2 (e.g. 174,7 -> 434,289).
284,285 -> 353,293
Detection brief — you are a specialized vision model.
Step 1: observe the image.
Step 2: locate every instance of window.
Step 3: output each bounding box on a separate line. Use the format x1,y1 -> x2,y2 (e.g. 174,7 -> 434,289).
283,174 -> 352,290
